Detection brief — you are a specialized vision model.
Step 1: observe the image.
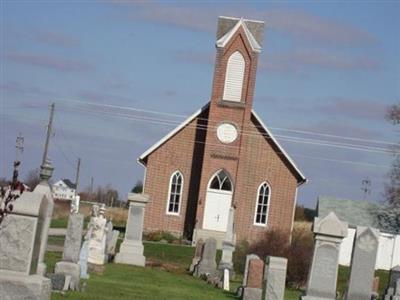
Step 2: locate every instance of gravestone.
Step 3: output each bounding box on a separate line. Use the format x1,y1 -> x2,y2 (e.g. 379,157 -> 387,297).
385,266 -> 400,300
237,254 -> 260,297
218,207 -> 236,278
190,238 -> 204,272
302,212 -> 348,300
107,230 -> 120,259
54,213 -> 84,290
32,160 -> 55,275
194,237 -> 218,277
223,269 -> 230,291
243,258 -> 264,300
371,277 -> 380,300
88,204 -> 108,266
105,219 -> 114,252
79,240 -> 90,279
345,226 -> 380,300
262,256 -> 287,300
115,193 -> 149,266
0,191 -> 51,300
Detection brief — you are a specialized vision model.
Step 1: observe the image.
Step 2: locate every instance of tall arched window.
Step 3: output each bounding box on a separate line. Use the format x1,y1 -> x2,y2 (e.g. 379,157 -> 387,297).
223,51 -> 245,102
254,182 -> 271,225
209,170 -> 233,191
166,171 -> 183,215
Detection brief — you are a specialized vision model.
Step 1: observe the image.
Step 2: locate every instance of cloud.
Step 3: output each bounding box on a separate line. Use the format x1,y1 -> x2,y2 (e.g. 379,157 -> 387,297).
296,121 -> 382,140
261,49 -> 381,74
173,50 -> 214,65
317,98 -> 387,120
0,81 -> 54,97
172,48 -> 380,74
34,31 -> 80,48
262,9 -> 375,47
76,90 -> 139,105
120,3 -> 375,47
6,53 -> 95,72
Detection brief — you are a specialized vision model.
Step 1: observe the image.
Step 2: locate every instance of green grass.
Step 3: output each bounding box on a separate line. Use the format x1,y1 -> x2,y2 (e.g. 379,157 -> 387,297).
45,242 -> 388,300
50,217 -> 69,228
50,217 -> 90,229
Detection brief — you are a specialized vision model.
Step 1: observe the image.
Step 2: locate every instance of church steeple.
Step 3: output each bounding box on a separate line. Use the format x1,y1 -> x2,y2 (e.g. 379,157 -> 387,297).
210,17 -> 264,109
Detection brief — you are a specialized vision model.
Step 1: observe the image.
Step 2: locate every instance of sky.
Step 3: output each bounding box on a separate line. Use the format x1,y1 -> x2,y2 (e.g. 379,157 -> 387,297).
1,1 -> 399,208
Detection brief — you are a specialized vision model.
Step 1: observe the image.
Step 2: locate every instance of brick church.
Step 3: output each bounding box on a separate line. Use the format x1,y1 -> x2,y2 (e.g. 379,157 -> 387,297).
138,16 -> 306,245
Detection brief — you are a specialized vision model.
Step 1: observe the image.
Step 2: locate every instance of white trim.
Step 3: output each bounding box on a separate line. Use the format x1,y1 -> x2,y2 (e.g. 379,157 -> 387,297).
138,104 -> 208,163
290,187 -> 299,237
253,181 -> 271,226
216,18 -> 262,53
251,110 -> 307,183
166,170 -> 184,216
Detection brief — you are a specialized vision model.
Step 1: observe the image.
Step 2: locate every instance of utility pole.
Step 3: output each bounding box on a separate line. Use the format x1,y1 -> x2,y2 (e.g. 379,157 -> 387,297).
74,158 -> 81,199
90,176 -> 94,201
15,133 -> 24,163
41,103 -> 55,166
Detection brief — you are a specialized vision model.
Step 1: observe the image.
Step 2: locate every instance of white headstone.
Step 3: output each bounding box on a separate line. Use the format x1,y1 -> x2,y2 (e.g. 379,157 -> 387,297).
302,212 -> 348,300
223,269 -> 230,291
115,193 -> 149,266
345,227 -> 380,300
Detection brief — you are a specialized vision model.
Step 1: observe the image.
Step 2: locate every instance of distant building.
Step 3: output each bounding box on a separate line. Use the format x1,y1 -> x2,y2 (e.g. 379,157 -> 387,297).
138,16 -> 306,246
317,196 -> 400,270
52,179 -> 76,201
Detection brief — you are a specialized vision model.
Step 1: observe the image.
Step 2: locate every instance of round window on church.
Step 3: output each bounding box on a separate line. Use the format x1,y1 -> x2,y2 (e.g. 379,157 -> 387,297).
217,123 -> 238,144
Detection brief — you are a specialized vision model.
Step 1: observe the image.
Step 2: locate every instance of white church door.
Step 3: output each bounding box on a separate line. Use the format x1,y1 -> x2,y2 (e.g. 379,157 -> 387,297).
203,170 -> 233,232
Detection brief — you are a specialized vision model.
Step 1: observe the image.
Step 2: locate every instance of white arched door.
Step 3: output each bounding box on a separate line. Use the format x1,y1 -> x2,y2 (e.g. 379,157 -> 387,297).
203,170 -> 233,232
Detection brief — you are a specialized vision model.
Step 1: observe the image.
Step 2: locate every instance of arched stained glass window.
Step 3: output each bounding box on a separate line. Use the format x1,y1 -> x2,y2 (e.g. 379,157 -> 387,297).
254,182 -> 271,225
167,171 -> 183,214
209,170 -> 232,191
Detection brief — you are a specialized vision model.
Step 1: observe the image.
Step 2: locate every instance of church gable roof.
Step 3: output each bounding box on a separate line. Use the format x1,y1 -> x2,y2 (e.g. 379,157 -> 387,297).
138,103 -> 306,185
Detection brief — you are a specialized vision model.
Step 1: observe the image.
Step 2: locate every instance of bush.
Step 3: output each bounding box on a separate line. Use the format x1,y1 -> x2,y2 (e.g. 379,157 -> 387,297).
232,239 -> 250,274
247,228 -> 313,288
145,231 -> 179,243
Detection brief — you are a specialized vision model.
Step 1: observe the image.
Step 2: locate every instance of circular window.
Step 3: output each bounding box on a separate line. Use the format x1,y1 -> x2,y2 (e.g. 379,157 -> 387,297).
217,123 -> 238,144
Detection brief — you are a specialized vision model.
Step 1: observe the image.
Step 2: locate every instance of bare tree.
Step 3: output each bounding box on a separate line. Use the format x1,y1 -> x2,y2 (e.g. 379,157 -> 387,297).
24,168 -> 41,190
384,104 -> 400,206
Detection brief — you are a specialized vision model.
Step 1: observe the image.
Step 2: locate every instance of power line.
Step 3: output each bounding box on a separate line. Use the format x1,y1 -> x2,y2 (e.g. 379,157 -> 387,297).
58,99 -> 397,147
58,104 -> 396,156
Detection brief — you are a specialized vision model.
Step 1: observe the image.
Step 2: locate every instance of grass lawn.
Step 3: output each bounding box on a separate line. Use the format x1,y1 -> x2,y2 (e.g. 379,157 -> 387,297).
46,241 -> 388,300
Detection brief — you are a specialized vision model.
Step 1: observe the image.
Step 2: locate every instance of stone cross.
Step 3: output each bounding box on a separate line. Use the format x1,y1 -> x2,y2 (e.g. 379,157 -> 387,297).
345,226 -> 380,300
218,207 -> 236,278
243,258 -> 264,300
0,191 -> 51,300
115,193 -> 149,267
54,213 -> 84,290
190,238 -> 204,273
302,212 -> 348,300
194,237 -> 217,277
262,256 -> 287,300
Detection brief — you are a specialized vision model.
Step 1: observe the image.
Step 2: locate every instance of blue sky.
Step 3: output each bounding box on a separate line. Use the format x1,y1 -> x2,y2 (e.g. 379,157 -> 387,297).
1,1 -> 399,207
